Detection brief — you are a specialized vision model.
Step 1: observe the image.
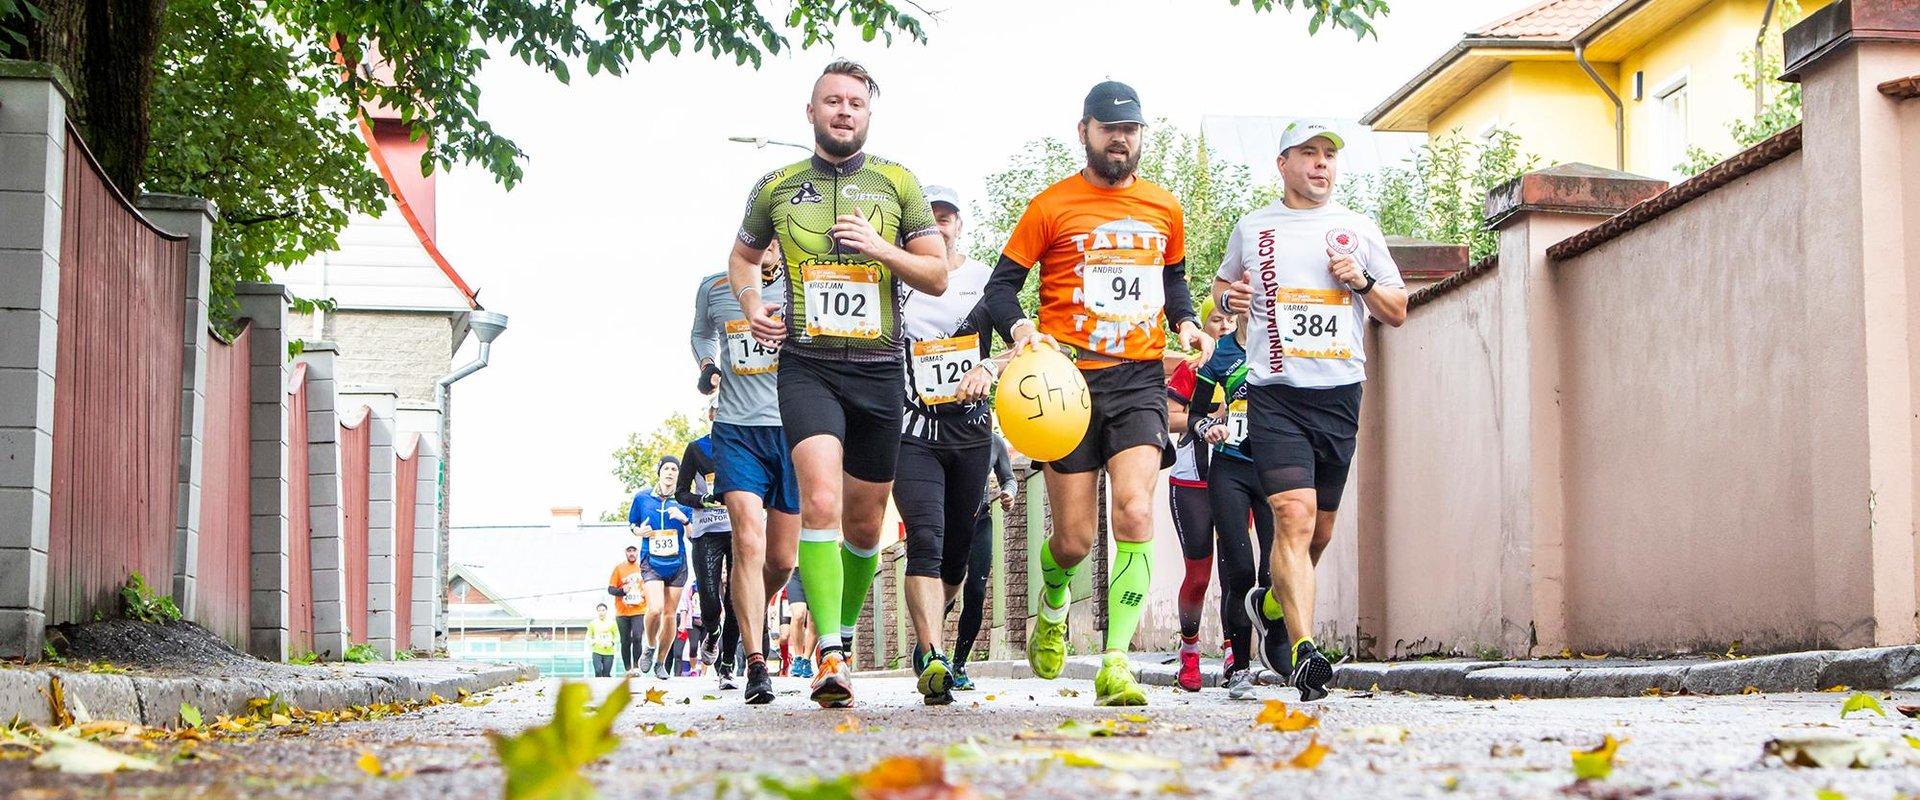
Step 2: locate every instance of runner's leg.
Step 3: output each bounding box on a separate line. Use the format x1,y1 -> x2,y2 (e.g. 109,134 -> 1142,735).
840,471 -> 891,660
1210,457 -> 1261,677
951,499 -> 994,670
894,440 -> 949,658
692,534 -> 728,657
1168,483 -> 1215,642
791,434 -> 847,657
1103,444 -> 1161,655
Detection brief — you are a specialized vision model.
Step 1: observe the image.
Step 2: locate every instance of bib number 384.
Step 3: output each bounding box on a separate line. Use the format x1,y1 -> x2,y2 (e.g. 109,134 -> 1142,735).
1084,263 -> 1164,322
1275,288 -> 1354,360
725,319 -> 779,375
911,334 -> 979,405
802,263 -> 882,340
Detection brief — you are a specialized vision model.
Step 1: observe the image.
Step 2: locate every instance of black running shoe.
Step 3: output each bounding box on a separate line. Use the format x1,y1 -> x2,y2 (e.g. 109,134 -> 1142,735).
1243,587 -> 1291,678
1290,640 -> 1333,702
743,660 -> 775,705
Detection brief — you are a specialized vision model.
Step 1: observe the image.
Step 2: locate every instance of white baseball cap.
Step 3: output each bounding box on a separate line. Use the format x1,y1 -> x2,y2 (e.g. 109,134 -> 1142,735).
1277,119 -> 1347,154
925,185 -> 961,213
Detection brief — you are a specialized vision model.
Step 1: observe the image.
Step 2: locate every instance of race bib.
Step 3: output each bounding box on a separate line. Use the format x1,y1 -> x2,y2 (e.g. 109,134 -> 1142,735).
725,319 -> 779,375
622,573 -> 643,597
1225,399 -> 1249,446
802,263 -> 882,339
911,334 -> 979,406
1275,288 -> 1354,360
647,530 -> 680,558
1083,262 -> 1164,322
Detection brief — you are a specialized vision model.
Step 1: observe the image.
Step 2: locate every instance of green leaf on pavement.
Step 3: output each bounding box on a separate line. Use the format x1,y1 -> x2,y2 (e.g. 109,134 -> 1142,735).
1051,748 -> 1181,771
1841,692 -> 1886,719
486,680 -> 630,800
178,703 -> 202,729
31,731 -> 162,774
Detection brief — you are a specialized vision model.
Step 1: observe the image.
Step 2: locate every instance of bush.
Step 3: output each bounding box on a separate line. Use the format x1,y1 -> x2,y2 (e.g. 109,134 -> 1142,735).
1340,128 -> 1538,262
120,571 -> 182,624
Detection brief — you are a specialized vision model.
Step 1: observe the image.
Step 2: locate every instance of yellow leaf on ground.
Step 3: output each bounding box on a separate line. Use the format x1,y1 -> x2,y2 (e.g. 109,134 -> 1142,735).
1052,748 -> 1181,771
1841,692 -> 1887,719
1571,735 -> 1624,780
678,729 -> 697,738
1742,686 -> 1762,695
269,713 -> 292,726
835,714 -> 863,734
30,732 -> 161,775
1815,790 -> 1847,800
1508,694 -> 1527,701
43,677 -> 73,728
1288,736 -> 1330,769
1824,685 -> 1852,693
984,694 -> 997,701
457,688 -> 472,700
1906,735 -> 1920,749
643,687 -> 667,705
486,681 -> 631,800
1255,701 -> 1319,732
356,751 -> 383,777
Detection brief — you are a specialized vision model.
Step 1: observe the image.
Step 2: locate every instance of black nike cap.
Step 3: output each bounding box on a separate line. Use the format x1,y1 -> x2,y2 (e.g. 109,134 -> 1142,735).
1083,80 -> 1145,125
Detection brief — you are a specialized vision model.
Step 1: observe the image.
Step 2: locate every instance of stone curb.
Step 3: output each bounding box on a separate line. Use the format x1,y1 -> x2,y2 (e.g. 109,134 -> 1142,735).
0,661 -> 536,727
870,646 -> 1920,698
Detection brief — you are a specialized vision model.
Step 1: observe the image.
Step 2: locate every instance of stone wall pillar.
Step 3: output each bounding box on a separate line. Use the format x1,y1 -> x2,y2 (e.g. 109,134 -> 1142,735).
1481,164 -> 1665,656
296,344 -> 349,660
137,194 -> 216,614
342,386 -> 398,658
0,63 -> 69,660
1783,0 -> 1920,647
1385,235 -> 1472,294
236,283 -> 290,660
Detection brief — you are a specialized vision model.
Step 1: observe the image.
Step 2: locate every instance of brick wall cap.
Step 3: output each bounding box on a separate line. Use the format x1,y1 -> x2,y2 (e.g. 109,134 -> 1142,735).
1386,235 -> 1471,278
1782,0 -> 1920,83
1485,163 -> 1668,229
135,193 -> 219,220
0,59 -> 74,100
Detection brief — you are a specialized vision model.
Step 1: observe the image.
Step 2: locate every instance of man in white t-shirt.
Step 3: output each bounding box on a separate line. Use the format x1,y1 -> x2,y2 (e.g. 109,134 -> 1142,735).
1212,120 -> 1409,701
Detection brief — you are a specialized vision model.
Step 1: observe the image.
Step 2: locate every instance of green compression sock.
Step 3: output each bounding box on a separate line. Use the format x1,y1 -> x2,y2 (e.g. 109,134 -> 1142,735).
1039,540 -> 1076,617
1262,588 -> 1285,622
797,532 -> 845,652
839,541 -> 880,642
1104,540 -> 1154,652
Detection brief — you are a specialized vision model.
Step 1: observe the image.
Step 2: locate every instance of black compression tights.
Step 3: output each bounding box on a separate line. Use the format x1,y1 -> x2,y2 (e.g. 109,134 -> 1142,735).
951,501 -> 994,668
1210,456 -> 1275,673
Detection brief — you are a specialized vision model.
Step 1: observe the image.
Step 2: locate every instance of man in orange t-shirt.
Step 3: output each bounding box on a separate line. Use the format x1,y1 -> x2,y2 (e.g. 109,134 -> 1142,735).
981,80 -> 1214,707
607,545 -> 649,674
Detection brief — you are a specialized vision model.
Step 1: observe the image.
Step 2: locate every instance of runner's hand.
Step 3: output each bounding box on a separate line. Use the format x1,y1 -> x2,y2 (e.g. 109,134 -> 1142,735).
632,524 -> 652,536
667,508 -> 689,524
829,206 -> 884,256
1202,421 -> 1230,444
996,488 -> 1016,512
748,301 -> 786,343
1223,279 -> 1254,314
956,363 -> 996,403
1010,322 -> 1058,356
1328,248 -> 1365,289
1178,320 -> 1215,364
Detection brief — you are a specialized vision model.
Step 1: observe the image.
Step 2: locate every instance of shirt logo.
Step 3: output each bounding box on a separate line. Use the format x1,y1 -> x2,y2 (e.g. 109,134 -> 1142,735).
791,182 -> 824,205
1326,228 -> 1358,255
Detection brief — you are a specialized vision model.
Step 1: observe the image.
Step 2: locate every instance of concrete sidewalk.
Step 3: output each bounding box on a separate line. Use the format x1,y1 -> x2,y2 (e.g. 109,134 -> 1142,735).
868,645 -> 1920,697
0,658 -> 535,727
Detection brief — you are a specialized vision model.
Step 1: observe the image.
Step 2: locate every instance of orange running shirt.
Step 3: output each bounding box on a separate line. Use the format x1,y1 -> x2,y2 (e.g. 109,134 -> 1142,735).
1001,173 -> 1186,368
609,561 -> 647,616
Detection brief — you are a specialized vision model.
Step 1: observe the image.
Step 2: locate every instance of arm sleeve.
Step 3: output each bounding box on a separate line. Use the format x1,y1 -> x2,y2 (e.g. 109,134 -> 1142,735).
1162,259 -> 1197,333
1167,360 -> 1196,406
990,435 -> 1014,486
966,298 -> 1000,356
984,255 -> 1033,340
609,568 -> 626,596
691,277 -> 720,366
1187,370 -> 1222,432
674,442 -> 705,508
736,171 -> 779,250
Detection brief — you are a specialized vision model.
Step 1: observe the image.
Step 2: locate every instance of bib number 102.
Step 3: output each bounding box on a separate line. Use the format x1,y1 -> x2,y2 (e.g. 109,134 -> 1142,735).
813,290 -> 868,317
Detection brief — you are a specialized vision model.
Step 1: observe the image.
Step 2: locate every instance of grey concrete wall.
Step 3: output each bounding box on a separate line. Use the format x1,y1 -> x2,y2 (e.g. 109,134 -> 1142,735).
0,66 -> 67,660
344,387 -> 398,659
236,283 -> 291,661
292,311 -> 456,405
296,344 -> 349,660
137,194 -> 216,617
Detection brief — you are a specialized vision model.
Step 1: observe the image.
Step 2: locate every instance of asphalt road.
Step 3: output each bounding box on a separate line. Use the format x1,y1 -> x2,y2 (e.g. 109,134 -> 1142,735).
7,672 -> 1920,798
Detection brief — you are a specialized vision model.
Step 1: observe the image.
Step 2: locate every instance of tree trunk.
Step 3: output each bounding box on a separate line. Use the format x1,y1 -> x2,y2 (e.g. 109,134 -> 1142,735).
28,0 -> 166,196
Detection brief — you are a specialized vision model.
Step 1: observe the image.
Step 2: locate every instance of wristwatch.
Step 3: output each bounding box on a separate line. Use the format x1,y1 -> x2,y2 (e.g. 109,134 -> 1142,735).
1353,272 -> 1377,295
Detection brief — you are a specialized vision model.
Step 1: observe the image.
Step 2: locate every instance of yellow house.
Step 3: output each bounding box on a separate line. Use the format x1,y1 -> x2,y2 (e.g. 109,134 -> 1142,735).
1361,0 -> 1830,180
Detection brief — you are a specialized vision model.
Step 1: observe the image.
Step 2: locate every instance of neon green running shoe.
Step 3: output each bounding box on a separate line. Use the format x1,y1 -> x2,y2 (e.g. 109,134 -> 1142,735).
1027,609 -> 1068,680
1094,652 -> 1148,707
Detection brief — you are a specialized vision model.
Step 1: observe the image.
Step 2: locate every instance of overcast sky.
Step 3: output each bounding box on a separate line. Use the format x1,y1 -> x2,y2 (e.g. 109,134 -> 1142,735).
432,0 -> 1524,525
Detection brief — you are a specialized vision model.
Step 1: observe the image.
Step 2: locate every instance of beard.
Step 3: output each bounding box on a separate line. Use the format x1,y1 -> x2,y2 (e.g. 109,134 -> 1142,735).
1085,140 -> 1141,182
815,121 -> 866,159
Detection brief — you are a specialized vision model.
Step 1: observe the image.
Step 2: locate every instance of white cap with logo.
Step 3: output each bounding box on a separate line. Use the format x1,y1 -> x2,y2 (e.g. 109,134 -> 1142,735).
1277,119 -> 1347,154
925,185 -> 961,213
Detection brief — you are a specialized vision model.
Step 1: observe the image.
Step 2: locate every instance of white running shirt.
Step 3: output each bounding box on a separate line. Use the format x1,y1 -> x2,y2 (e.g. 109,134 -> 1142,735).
1216,201 -> 1403,388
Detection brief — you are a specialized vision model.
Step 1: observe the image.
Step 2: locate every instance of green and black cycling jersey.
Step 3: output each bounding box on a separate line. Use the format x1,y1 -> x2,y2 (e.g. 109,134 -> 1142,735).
737,153 -> 939,362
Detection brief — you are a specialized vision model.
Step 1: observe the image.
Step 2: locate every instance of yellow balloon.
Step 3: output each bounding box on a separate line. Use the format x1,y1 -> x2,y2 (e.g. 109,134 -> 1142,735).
994,347 -> 1092,462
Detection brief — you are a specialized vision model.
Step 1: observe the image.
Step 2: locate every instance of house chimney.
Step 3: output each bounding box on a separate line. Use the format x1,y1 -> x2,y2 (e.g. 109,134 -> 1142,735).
550,506 -> 583,532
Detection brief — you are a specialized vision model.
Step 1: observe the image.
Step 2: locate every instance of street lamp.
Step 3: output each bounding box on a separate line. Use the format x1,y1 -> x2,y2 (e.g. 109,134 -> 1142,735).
728,135 -> 812,152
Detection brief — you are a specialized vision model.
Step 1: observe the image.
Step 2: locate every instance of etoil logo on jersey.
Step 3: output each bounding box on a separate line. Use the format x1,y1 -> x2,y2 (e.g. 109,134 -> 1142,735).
1326,229 -> 1359,255
790,182 -> 824,205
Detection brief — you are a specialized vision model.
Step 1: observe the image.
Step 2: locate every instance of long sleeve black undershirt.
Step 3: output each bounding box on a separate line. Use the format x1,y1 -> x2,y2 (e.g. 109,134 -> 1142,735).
982,254 -> 1199,341
674,439 -> 718,509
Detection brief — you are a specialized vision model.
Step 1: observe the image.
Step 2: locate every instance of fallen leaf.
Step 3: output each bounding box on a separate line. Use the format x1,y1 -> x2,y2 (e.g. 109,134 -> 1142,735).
1580,652 -> 1611,660
269,713 -> 292,726
1766,734 -> 1893,769
30,731 -> 161,774
1725,640 -> 1743,659
644,687 -> 667,706
1742,686 -> 1762,695
1255,701 -> 1319,732
1898,705 -> 1920,719
859,755 -> 977,795
1824,685 -> 1852,693
178,703 -> 203,729
461,697 -> 493,707
1288,736 -> 1330,769
1058,688 -> 1080,698
1120,713 -> 1150,724
1053,748 -> 1181,771
1489,743 -> 1523,758
678,729 -> 698,738
1559,648 -> 1574,659
485,680 -> 631,800
984,694 -> 997,701
1507,694 -> 1527,701
42,677 -> 73,728
702,695 -> 720,701
643,722 -> 674,736
1570,734 -> 1623,780
1815,790 -> 1846,800
357,751 -> 383,777
1441,775 -> 1460,792
1841,692 -> 1886,719
1343,725 -> 1408,744
835,715 -> 863,734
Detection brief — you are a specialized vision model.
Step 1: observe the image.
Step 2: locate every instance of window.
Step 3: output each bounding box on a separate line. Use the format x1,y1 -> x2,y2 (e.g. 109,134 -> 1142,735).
1655,77 -> 1690,177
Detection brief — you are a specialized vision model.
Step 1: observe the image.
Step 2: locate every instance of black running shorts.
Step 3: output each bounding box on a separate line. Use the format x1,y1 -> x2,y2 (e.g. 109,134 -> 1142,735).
1050,360 -> 1171,474
1245,381 -> 1362,511
777,352 -> 905,483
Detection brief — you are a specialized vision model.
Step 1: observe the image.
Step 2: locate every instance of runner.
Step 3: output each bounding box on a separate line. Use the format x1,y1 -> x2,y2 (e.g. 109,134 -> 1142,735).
691,235 -> 802,704
1212,120 -> 1407,701
588,603 -> 618,678
1165,299 -> 1236,692
604,545 -> 647,674
982,80 -> 1214,706
677,402 -> 739,690
728,59 -> 948,708
783,569 -> 814,677
1183,307 -> 1270,700
948,432 -> 1016,691
890,185 -> 1000,705
628,457 -> 692,680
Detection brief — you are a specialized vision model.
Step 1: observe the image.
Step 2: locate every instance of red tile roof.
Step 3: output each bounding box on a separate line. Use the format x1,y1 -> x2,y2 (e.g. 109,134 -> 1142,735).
1475,0 -> 1618,40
